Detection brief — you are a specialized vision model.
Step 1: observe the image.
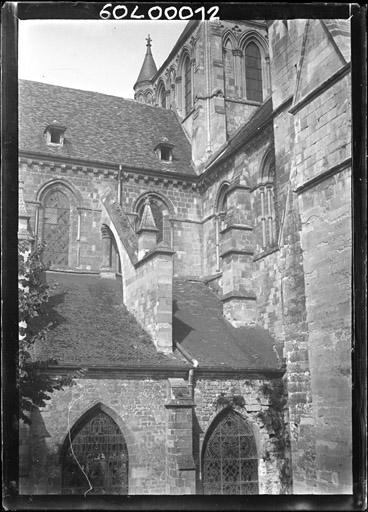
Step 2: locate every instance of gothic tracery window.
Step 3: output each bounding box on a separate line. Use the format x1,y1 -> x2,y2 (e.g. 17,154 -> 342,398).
42,188 -> 71,267
62,409 -> 128,495
202,409 -> 259,495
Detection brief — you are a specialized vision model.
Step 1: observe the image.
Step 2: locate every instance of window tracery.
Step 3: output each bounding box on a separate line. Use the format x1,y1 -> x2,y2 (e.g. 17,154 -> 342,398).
62,410 -> 128,495
202,409 -> 259,495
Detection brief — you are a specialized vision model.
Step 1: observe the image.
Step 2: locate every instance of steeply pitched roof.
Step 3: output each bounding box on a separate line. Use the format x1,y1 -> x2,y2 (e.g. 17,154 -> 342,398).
31,272 -> 280,372
173,278 -> 281,370
134,38 -> 158,87
31,271 -> 187,368
19,80 -> 194,175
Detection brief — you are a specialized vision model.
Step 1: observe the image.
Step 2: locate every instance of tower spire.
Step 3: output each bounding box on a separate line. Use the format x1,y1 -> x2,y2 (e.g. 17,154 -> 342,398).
134,35 -> 158,91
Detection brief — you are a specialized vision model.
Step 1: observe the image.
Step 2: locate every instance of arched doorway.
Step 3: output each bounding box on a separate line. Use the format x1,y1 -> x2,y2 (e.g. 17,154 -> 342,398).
202,409 -> 259,495
62,407 -> 129,495
42,188 -> 71,267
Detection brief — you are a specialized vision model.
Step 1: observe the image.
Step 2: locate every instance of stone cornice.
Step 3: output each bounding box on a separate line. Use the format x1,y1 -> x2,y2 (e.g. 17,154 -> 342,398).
41,364 -> 284,379
42,365 -> 189,379
19,151 -> 198,190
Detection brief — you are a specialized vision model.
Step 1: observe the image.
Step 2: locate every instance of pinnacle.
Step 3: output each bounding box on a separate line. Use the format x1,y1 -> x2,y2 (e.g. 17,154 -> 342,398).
134,35 -> 158,88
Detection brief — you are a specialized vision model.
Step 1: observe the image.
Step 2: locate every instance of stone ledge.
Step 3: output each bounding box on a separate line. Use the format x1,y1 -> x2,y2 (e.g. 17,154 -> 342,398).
177,455 -> 196,471
165,400 -> 195,409
221,291 -> 257,302
289,62 -> 351,115
293,157 -> 351,195
253,245 -> 279,261
202,272 -> 222,284
220,248 -> 254,258
135,246 -> 175,269
220,223 -> 253,234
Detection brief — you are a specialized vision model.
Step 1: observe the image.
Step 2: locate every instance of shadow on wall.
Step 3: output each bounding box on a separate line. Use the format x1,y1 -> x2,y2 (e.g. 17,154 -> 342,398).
172,299 -> 194,346
21,407 -> 54,493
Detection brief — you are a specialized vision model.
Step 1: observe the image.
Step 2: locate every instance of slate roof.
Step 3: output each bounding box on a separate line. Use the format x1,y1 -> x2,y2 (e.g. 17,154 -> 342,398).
31,271 -> 187,368
19,80 -> 194,175
31,272 -> 280,371
173,278 -> 281,370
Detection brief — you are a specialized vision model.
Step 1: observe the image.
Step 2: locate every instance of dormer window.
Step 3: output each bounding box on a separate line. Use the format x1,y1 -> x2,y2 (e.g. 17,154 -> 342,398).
154,137 -> 174,163
44,121 -> 66,146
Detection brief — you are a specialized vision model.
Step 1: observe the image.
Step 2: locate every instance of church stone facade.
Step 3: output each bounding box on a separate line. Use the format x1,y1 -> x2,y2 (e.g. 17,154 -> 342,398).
18,19 -> 352,495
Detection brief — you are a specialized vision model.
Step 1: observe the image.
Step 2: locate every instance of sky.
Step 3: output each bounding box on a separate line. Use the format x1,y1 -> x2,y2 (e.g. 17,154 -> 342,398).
18,20 -> 188,99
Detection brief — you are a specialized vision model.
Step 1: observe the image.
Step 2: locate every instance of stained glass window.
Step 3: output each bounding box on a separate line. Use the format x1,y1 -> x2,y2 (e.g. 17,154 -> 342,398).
62,411 -> 129,495
203,410 -> 259,495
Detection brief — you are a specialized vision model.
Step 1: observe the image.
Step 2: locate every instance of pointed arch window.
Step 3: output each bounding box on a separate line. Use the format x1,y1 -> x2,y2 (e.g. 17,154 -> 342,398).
183,55 -> 192,116
101,224 -> 121,274
244,42 -> 263,102
42,188 -> 71,267
62,408 -> 128,495
160,88 -> 166,108
202,409 -> 259,495
156,81 -> 166,108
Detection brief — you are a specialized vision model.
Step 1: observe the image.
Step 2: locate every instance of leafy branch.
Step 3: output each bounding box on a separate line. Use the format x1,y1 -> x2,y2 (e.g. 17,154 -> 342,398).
18,241 -> 79,424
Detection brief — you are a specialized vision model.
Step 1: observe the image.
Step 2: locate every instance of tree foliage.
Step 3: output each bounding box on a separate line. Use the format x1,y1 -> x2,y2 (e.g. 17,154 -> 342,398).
18,241 -> 76,424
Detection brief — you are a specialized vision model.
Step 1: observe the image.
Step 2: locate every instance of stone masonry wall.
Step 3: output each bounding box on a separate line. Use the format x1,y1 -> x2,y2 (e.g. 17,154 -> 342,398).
194,376 -> 290,494
291,72 -> 352,492
125,249 -> 174,353
268,16 -> 352,493
19,156 -> 203,277
20,375 -> 290,496
20,378 -> 169,495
